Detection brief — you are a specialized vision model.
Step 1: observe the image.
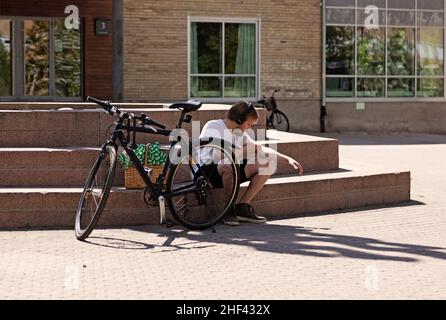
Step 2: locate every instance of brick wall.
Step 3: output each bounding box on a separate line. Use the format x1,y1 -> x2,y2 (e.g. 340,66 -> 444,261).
123,0 -> 322,103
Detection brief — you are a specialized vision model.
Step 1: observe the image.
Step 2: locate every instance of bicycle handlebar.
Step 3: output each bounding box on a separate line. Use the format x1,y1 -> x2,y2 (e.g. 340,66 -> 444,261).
86,96 -> 167,129
86,96 -> 120,116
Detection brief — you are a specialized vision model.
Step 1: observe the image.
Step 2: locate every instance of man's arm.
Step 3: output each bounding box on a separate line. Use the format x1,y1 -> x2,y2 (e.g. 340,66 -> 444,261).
242,138 -> 304,176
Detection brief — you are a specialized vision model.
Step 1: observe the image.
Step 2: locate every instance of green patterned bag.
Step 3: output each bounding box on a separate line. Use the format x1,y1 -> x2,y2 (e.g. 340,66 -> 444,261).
147,142 -> 167,165
118,144 -> 146,170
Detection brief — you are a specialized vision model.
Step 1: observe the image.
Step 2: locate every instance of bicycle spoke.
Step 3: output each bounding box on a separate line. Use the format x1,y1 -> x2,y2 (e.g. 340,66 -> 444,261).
91,189 -> 100,208
91,177 -> 101,201
176,195 -> 188,216
89,195 -> 95,216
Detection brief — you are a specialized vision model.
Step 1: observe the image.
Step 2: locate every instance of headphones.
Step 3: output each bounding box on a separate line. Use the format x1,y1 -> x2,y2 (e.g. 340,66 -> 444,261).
235,102 -> 254,125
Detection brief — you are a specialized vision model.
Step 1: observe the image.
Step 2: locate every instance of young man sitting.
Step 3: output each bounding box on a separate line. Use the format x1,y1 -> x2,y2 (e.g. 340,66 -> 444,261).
199,101 -> 304,226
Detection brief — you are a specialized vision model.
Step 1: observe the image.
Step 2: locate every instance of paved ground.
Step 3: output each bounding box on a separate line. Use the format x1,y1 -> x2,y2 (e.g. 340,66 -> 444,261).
1,133 -> 446,299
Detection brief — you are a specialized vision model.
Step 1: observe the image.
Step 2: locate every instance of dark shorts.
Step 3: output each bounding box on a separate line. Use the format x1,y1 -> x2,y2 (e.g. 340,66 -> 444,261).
201,159 -> 250,188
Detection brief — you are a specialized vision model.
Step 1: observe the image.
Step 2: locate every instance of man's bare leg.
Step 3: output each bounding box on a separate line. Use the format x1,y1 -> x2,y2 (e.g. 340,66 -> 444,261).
217,164 -> 235,196
240,164 -> 270,203
236,159 -> 275,223
239,163 -> 271,204
217,164 -> 239,225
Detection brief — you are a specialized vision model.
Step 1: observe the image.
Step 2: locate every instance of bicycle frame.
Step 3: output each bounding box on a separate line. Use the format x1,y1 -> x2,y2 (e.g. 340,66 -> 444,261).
105,111 -> 206,201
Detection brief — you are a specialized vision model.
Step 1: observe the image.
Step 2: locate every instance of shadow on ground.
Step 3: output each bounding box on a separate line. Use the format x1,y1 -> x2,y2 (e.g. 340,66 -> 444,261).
84,201 -> 445,263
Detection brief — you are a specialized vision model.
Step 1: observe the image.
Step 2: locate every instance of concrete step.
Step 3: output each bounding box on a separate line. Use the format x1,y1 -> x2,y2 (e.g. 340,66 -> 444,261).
0,106 -> 266,147
261,131 -> 339,174
0,147 -> 101,187
0,102 -> 164,110
0,133 -> 338,187
0,170 -> 410,229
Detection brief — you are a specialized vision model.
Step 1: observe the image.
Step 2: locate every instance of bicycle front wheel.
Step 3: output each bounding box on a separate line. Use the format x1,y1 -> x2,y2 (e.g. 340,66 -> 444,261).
165,139 -> 240,230
75,144 -> 117,241
269,110 -> 290,132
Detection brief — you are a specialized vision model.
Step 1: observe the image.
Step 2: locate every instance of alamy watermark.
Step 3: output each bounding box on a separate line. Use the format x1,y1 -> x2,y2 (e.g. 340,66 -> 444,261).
364,5 -> 380,29
364,265 -> 380,291
64,265 -> 80,291
64,5 -> 80,30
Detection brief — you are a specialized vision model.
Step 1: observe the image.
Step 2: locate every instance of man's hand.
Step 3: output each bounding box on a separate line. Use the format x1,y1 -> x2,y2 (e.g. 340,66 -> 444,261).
288,158 -> 304,176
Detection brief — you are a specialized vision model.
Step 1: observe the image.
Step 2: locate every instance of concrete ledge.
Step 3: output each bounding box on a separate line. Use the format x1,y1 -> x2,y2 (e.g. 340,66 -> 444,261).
0,107 -> 267,147
262,131 -> 339,174
0,170 -> 411,229
256,100 -> 446,135
0,102 -> 165,110
0,102 -> 234,111
0,133 -> 339,186
324,101 -> 446,134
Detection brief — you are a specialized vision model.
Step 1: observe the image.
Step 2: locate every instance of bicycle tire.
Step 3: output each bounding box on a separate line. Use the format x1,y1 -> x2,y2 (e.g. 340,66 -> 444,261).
269,110 -> 290,132
75,144 -> 117,241
266,117 -> 273,130
165,139 -> 240,230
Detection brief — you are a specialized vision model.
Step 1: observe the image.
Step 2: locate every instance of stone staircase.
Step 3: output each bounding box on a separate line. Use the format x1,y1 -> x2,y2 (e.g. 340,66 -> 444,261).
0,104 -> 411,229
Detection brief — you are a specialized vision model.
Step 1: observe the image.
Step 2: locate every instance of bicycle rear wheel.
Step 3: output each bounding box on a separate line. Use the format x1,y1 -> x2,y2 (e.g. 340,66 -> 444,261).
269,110 -> 290,132
165,139 -> 240,230
75,144 -> 117,240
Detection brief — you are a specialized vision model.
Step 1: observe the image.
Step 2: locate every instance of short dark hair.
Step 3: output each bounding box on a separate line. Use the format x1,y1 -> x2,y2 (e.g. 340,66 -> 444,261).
227,101 -> 259,124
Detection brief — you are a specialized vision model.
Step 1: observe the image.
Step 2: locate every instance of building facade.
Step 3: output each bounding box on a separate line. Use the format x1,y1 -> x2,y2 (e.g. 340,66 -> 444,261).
121,0 -> 322,132
1,0 -> 446,133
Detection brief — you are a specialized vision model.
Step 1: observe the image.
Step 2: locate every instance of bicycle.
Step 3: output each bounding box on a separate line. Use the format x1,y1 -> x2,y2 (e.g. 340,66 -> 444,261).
75,97 -> 240,241
257,89 -> 290,132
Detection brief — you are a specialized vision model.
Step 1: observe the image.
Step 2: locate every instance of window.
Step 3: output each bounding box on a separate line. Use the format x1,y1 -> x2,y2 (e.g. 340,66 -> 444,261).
325,0 -> 445,99
190,19 -> 258,100
326,26 -> 355,97
357,27 -> 385,76
0,19 -> 12,96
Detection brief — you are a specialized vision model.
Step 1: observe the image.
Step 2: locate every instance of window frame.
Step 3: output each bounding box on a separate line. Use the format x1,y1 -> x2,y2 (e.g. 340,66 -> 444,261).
324,0 -> 446,102
188,17 -> 260,103
0,17 -> 15,99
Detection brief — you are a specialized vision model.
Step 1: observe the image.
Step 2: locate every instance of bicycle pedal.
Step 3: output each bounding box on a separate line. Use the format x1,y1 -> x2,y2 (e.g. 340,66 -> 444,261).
162,219 -> 174,228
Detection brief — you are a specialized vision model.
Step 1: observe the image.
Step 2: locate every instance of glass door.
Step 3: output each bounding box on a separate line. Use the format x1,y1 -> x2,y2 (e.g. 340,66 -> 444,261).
0,17 -> 82,100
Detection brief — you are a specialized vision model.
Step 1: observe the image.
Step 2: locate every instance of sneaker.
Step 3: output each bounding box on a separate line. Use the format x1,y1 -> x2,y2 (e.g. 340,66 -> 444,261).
223,205 -> 239,226
236,203 -> 267,224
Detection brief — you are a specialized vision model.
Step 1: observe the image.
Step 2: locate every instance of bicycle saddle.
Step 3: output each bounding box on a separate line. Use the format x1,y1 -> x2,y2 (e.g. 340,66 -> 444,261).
169,100 -> 202,112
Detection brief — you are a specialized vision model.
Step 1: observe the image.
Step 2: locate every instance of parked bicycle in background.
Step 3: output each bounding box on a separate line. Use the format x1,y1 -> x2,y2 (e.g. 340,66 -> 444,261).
257,89 -> 290,132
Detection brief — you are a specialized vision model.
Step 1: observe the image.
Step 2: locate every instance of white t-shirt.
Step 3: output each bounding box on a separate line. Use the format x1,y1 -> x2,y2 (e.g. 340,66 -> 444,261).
198,119 -> 256,165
